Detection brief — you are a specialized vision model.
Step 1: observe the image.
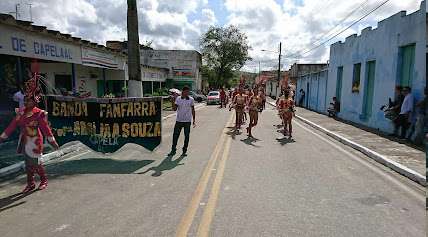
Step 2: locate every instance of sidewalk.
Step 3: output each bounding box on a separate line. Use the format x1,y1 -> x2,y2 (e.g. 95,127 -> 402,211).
266,98 -> 425,185
295,107 -> 426,185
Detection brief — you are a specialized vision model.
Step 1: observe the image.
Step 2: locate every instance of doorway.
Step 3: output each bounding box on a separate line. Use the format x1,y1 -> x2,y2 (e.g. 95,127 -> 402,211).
362,61 -> 376,118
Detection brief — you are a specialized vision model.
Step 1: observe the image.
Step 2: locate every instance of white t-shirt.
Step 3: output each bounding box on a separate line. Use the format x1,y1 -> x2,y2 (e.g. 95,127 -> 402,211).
175,96 -> 194,122
13,91 -> 25,109
400,93 -> 414,114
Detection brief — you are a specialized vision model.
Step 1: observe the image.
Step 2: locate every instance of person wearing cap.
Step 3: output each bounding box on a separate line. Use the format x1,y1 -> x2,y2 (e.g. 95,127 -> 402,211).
0,75 -> 59,193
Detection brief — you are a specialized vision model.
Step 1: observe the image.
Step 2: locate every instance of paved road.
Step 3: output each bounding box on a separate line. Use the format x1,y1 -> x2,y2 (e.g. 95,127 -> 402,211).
0,104 -> 425,237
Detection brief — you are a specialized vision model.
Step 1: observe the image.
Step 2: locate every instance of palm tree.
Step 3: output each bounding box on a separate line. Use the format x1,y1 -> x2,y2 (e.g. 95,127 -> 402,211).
127,0 -> 142,97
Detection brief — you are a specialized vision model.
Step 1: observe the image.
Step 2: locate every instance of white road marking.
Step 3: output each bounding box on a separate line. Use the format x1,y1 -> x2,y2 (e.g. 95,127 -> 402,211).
53,224 -> 70,232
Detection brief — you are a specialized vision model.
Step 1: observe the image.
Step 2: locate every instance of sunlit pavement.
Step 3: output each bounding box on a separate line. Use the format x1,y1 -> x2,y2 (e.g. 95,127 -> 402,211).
0,104 -> 425,237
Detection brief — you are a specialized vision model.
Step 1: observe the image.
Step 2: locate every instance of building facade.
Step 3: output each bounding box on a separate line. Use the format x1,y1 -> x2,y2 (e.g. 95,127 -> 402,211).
301,1 -> 426,135
140,49 -> 202,91
295,69 -> 329,112
106,41 -> 203,91
0,14 -> 127,132
0,13 -> 127,101
289,63 -> 328,86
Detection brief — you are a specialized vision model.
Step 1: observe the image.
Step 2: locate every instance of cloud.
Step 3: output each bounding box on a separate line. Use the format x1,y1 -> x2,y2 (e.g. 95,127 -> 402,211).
0,0 -> 422,70
0,0 -> 212,50
227,0 -> 422,71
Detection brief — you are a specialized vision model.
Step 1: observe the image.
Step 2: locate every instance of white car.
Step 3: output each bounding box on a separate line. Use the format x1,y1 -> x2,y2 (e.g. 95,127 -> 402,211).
206,91 -> 220,105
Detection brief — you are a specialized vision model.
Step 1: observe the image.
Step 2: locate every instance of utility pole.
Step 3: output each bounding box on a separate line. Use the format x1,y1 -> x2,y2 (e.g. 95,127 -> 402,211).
277,42 -> 282,82
127,0 -> 143,97
9,4 -> 20,20
27,3 -> 33,22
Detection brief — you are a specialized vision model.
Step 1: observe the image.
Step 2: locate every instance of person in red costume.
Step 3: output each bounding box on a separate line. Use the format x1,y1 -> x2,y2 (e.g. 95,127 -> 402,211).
0,74 -> 59,193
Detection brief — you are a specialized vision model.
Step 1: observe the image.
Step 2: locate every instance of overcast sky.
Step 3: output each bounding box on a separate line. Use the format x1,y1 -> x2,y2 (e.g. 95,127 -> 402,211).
0,0 -> 423,71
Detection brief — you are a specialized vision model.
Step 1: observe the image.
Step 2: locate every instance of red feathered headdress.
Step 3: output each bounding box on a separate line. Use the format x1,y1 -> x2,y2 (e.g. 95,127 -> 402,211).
24,73 -> 42,103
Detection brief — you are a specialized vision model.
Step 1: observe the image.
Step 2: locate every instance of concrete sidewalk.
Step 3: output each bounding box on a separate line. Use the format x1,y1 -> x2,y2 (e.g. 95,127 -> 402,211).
294,107 -> 426,185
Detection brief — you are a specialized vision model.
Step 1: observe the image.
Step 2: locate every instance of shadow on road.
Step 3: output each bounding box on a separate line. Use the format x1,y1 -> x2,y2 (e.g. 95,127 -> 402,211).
226,127 -> 242,140
240,136 -> 260,147
0,192 -> 32,213
276,137 -> 295,146
47,158 -> 155,177
138,154 -> 186,177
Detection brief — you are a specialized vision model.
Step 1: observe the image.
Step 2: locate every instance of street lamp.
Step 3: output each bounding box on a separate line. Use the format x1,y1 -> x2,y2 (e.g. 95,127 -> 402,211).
261,42 -> 282,82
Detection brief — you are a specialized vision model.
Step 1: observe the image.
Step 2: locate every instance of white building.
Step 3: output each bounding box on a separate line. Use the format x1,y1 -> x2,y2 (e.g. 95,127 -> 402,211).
0,13 -> 127,106
140,49 -> 202,91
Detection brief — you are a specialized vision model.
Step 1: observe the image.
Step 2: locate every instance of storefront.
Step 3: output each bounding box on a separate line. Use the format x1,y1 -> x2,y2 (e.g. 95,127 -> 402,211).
0,14 -> 126,132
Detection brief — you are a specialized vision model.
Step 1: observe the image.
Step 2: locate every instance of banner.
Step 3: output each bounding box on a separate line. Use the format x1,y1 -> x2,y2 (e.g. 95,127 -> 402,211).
82,47 -> 125,70
0,24 -> 82,64
46,96 -> 162,153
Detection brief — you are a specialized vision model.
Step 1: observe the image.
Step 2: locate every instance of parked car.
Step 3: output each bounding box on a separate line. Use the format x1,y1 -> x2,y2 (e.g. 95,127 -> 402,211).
207,91 -> 220,105
189,91 -> 206,103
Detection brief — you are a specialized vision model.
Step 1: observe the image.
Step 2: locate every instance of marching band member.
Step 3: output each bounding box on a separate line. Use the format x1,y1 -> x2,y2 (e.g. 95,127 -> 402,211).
0,75 -> 59,193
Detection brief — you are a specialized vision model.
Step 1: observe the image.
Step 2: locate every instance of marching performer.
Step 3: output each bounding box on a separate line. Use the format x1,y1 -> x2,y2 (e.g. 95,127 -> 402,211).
246,88 -> 262,137
278,89 -> 295,138
0,75 -> 59,193
233,87 -> 247,131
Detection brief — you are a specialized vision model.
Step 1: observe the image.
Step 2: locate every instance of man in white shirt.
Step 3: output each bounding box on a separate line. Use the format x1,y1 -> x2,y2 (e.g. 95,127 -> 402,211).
169,86 -> 196,156
13,85 -> 25,110
397,86 -> 414,139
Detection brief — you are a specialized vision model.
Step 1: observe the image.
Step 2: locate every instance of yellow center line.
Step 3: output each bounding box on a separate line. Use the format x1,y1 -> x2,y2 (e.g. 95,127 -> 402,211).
196,129 -> 232,237
175,112 -> 234,237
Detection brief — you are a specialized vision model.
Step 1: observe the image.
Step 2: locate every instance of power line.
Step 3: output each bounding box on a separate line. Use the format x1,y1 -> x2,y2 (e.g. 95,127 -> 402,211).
284,0 -> 392,59
308,0 -> 371,48
250,0 -> 370,65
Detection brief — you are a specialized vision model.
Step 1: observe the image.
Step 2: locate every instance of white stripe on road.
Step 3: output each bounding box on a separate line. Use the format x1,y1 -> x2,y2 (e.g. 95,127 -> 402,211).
163,103 -> 206,121
293,120 -> 425,202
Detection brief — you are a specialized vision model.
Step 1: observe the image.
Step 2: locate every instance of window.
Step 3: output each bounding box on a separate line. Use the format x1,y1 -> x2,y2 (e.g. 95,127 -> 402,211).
352,63 -> 361,93
55,74 -> 72,92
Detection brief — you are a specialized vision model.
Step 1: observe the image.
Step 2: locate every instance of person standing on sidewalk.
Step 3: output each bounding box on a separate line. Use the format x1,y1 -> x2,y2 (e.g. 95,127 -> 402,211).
396,86 -> 414,139
298,89 -> 305,107
169,86 -> 196,156
0,75 -> 59,193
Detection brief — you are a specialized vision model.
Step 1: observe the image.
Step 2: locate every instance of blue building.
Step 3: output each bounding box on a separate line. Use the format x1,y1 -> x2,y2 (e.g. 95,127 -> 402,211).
297,1 -> 426,135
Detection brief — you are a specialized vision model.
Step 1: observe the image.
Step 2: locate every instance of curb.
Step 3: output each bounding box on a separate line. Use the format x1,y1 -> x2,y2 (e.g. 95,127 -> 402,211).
267,101 -> 426,186
0,142 -> 84,178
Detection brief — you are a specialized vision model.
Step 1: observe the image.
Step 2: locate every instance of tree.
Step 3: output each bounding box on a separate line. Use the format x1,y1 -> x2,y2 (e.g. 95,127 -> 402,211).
200,25 -> 251,88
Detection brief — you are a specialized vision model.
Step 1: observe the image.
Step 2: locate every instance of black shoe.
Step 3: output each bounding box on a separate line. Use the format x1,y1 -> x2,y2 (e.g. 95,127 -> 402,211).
182,149 -> 187,156
168,149 -> 176,156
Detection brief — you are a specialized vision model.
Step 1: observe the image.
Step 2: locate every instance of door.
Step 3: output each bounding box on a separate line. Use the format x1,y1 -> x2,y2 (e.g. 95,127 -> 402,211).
362,61 -> 376,118
399,44 -> 415,87
306,82 -> 309,108
336,66 -> 343,102
97,80 -> 105,97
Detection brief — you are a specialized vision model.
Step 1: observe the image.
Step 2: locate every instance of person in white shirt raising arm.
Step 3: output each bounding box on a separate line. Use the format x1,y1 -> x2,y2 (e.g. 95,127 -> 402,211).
169,86 -> 196,156
396,86 -> 414,139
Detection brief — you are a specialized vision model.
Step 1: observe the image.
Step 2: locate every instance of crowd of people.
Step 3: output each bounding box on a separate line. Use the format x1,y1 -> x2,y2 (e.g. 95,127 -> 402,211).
215,85 -> 295,138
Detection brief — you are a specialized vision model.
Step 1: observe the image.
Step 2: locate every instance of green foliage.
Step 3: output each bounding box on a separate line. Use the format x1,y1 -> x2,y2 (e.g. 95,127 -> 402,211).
200,25 -> 251,88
